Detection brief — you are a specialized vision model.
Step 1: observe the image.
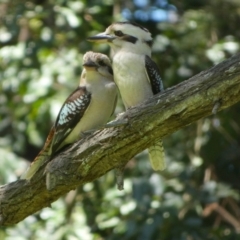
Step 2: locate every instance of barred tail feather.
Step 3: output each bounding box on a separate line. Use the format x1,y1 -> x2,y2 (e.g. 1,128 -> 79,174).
148,140 -> 165,171
21,128 -> 54,180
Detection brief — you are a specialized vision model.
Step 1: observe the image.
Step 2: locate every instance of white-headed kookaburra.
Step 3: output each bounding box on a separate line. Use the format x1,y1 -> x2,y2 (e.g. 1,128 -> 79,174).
88,22 -> 165,171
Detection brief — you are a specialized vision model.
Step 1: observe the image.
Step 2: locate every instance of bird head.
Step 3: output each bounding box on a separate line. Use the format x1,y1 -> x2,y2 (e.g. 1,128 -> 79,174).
82,51 -> 113,79
88,22 -> 152,55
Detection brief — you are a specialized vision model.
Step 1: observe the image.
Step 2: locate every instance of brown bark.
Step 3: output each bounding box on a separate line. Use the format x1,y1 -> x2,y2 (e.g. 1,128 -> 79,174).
1,53 -> 240,226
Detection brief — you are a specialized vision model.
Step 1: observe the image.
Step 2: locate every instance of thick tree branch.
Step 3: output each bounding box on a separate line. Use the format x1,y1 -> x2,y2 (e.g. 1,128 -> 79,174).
1,54 -> 240,226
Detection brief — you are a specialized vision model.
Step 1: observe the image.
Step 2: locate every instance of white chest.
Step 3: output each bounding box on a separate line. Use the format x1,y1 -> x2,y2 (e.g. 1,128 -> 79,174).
63,80 -> 117,146
113,52 -> 153,108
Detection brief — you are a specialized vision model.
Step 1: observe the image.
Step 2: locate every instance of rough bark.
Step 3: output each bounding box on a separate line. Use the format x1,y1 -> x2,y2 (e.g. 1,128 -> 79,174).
1,54 -> 240,226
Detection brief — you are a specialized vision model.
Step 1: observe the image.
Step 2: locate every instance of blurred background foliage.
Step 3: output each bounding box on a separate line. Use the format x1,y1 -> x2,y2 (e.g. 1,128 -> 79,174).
1,0 -> 240,239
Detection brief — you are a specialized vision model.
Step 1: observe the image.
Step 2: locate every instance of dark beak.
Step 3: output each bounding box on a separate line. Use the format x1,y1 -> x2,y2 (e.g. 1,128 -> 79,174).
83,60 -> 97,69
87,32 -> 115,43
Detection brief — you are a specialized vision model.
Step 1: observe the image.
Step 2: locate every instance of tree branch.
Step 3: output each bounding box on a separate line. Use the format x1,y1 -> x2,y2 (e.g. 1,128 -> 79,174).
1,54 -> 240,226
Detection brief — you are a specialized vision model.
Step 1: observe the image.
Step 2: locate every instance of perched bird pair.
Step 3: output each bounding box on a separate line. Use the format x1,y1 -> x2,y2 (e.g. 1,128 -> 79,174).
21,22 -> 165,187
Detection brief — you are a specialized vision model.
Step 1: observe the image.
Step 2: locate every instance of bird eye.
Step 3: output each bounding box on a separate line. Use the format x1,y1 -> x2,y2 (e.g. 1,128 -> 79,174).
114,30 -> 124,37
98,60 -> 105,66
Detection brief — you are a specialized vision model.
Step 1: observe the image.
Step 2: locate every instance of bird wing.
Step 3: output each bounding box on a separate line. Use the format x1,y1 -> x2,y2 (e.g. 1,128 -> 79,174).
144,55 -> 164,94
21,87 -> 91,180
50,86 -> 91,154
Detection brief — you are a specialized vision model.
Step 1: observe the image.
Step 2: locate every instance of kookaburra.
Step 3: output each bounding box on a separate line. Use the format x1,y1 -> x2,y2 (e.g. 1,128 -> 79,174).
88,22 -> 165,171
21,51 -> 118,180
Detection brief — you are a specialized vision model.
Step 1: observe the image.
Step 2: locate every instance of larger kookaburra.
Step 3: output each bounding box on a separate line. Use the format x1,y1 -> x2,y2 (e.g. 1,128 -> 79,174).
88,22 -> 165,171
21,51 -> 118,180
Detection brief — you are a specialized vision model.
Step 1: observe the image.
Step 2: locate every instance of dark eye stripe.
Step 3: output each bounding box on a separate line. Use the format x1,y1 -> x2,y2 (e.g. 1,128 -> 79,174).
114,30 -> 124,37
145,40 -> 152,47
122,35 -> 137,44
98,60 -> 105,66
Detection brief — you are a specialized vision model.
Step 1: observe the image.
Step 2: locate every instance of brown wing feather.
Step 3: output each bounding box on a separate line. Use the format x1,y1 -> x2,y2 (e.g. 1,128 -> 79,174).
145,55 -> 164,94
50,86 -> 91,154
21,87 -> 91,180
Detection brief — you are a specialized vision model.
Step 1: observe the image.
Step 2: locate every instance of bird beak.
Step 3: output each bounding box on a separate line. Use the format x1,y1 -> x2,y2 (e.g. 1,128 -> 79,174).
83,60 -> 97,70
87,32 -> 115,43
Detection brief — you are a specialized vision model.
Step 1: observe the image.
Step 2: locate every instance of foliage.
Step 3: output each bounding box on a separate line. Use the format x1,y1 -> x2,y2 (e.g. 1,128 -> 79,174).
1,0 -> 240,239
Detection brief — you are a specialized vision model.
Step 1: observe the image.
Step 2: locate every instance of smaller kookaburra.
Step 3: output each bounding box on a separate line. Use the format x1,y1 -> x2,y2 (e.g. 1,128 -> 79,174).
88,22 -> 165,171
21,51 -> 118,180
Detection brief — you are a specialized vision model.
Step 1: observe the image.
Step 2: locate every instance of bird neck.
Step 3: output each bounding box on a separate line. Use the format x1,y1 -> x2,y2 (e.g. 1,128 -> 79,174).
111,42 -> 151,56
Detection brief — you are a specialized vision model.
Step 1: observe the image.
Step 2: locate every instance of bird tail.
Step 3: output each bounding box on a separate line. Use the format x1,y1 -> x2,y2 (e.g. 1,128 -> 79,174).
21,128 -> 54,180
21,151 -> 50,180
148,140 -> 165,171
